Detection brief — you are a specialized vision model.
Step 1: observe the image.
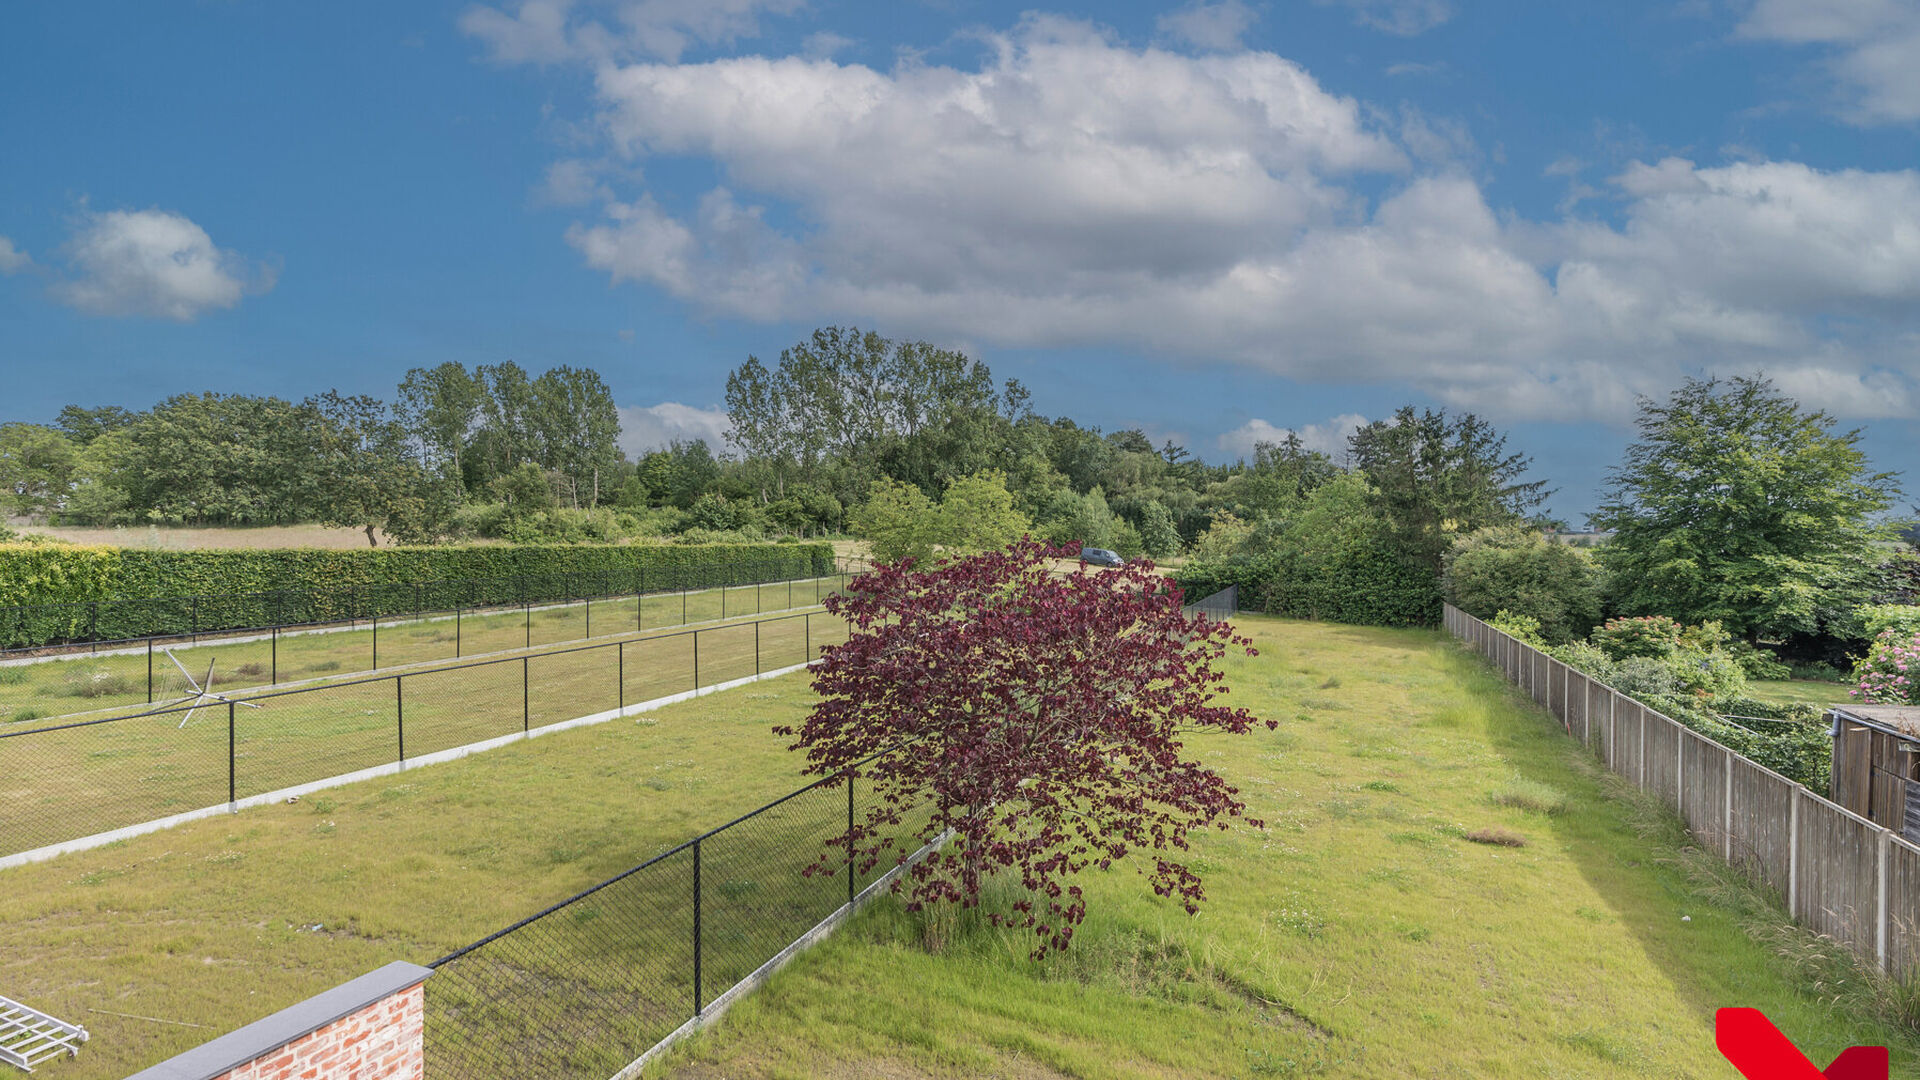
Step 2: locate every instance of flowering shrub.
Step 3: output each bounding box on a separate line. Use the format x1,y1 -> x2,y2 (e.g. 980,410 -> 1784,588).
1853,630 -> 1920,705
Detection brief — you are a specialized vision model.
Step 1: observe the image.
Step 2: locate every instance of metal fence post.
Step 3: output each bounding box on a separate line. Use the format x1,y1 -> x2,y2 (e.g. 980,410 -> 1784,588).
618,641 -> 625,713
147,639 -> 154,704
228,701 -> 237,808
372,613 -> 379,671
456,604 -> 462,658
702,837 -> 710,1014
525,599 -> 531,650
586,595 -> 592,640
806,612 -> 811,662
848,772 -> 856,906
397,677 -> 406,765
523,656 -> 530,733
755,620 -> 761,675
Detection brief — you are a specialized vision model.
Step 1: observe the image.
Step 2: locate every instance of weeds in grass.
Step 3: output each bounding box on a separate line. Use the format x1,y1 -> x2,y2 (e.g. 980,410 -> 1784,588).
234,662 -> 267,677
0,666 -> 27,685
10,706 -> 44,722
1273,904 -> 1328,938
1489,776 -> 1568,815
1464,828 -> 1527,847
1360,780 -> 1400,793
63,668 -> 138,699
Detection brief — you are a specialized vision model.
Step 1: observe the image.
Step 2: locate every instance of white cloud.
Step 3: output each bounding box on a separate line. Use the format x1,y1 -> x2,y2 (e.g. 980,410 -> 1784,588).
529,19 -> 1920,424
1737,0 -> 1920,123
1156,1 -> 1259,51
462,0 -> 804,64
0,236 -> 28,273
617,401 -> 733,456
53,209 -> 272,321
800,31 -> 854,60
1315,0 -> 1454,36
1218,413 -> 1369,461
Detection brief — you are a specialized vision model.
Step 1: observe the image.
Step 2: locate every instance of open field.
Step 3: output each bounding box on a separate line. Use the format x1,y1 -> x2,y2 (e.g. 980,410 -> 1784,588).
653,617 -> 1920,1078
0,608 -> 849,857
0,574 -> 845,725
5,614 -> 1915,1080
1748,678 -> 1855,709
7,523 -> 413,549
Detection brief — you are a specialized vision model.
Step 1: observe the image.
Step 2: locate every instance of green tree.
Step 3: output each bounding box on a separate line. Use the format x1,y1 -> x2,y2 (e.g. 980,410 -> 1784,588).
53,405 -> 138,447
396,362 -> 484,489
1590,375 -> 1901,640
939,470 -> 1030,555
1348,407 -> 1550,572
1443,526 -> 1601,645
305,391 -> 443,546
1137,500 -> 1182,558
530,366 -> 622,507
0,424 -> 79,518
851,478 -> 943,564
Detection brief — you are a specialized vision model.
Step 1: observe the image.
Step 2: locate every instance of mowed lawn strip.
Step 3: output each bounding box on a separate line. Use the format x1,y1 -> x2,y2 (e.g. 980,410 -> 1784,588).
0,573 -> 847,724
651,615 -> 1920,1079
0,610 -> 850,855
0,669 -> 826,1080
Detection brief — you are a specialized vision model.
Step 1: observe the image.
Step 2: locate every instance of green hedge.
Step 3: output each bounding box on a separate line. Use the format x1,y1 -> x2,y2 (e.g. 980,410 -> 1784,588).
1174,545 -> 1442,629
0,541 -> 835,647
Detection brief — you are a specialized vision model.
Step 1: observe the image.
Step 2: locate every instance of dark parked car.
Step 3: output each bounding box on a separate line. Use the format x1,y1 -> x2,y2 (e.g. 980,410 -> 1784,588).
1079,547 -> 1123,567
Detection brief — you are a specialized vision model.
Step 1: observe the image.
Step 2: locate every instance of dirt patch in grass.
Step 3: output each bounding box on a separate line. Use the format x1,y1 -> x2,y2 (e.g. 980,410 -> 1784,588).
1463,827 -> 1527,848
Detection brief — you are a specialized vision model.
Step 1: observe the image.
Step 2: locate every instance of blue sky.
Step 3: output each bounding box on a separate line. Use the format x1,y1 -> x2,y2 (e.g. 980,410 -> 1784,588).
3,0 -> 1918,523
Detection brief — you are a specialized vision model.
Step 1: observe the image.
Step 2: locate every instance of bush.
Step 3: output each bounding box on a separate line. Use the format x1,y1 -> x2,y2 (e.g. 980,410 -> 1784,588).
1443,526 -> 1601,645
1725,639 -> 1792,680
1137,501 -> 1182,558
1592,615 -> 1685,660
0,541 -> 835,646
1852,629 -> 1920,705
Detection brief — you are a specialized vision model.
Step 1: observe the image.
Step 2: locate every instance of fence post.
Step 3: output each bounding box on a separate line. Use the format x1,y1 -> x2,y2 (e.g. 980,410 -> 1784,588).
523,656 -> 530,733
1724,748 -> 1734,860
682,585 -> 687,626
373,613 -> 379,671
618,641 -> 625,713
525,600 -> 531,650
397,678 -> 406,765
1879,828 -> 1891,971
147,639 -> 154,704
722,581 -> 727,621
848,771 -> 856,906
228,701 -> 237,808
1639,704 -> 1648,789
755,620 -> 761,675
586,595 -> 592,640
1788,787 -> 1801,917
694,630 -> 700,691
455,604 -> 462,658
806,613 -> 811,663
702,834 -> 710,1006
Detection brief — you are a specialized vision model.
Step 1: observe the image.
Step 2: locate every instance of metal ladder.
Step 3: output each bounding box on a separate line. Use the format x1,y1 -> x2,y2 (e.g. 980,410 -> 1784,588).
0,996 -> 87,1073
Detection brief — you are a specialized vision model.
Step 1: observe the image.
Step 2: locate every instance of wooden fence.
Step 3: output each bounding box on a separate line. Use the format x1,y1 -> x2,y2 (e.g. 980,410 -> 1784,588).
1444,604 -> 1919,981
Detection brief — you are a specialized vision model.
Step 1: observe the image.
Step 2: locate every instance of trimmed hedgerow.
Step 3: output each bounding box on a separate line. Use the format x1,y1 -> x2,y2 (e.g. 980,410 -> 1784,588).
0,541 -> 834,646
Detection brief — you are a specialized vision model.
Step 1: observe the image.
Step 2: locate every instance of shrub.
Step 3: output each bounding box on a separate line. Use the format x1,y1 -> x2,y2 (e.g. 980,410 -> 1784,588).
1490,609 -> 1545,647
1592,615 -> 1685,660
1443,526 -> 1601,644
1725,639 -> 1792,680
1852,629 -> 1920,706
1136,501 -> 1182,558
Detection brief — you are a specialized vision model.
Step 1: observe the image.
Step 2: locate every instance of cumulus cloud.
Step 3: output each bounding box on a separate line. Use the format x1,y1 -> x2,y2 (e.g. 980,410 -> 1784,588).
521,17 -> 1920,424
462,0 -> 804,64
617,401 -> 733,456
1315,0 -> 1454,36
1737,0 -> 1920,124
1218,413 -> 1369,461
52,209 -> 272,321
1156,0 -> 1260,51
0,236 -> 29,273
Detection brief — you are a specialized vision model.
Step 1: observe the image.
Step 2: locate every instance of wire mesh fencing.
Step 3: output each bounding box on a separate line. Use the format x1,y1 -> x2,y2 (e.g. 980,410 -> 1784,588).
0,553 -> 849,650
0,566 -> 854,729
0,609 -> 846,860
424,753 -> 934,1080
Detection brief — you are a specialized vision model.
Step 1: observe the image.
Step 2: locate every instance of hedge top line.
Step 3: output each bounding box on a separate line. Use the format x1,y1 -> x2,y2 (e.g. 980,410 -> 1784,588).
0,541 -> 837,649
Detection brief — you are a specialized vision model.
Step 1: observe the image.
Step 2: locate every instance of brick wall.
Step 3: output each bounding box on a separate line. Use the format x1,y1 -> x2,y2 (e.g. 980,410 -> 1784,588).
212,983 -> 423,1080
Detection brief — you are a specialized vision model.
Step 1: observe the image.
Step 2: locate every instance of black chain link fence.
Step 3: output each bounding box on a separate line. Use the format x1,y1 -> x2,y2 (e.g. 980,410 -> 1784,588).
0,607 -> 853,860
424,751 -> 933,1080
0,553 -> 851,651
0,566 -> 856,726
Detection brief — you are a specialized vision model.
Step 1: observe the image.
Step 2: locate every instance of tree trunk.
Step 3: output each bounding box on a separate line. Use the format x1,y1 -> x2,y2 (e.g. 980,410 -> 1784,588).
364,523 -> 379,547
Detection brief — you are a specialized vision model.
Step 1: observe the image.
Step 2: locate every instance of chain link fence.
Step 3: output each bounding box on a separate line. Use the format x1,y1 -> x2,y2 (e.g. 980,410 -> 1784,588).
0,565 -> 855,725
424,749 -> 933,1080
0,607 -> 853,860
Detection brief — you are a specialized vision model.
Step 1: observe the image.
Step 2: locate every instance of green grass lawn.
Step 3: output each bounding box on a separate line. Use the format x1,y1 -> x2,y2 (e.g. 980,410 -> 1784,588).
1747,678 -> 1854,709
0,574 -> 846,725
6,614 -> 1914,1080
0,609 -> 849,857
649,616 -> 1920,1079
0,670 -> 833,1080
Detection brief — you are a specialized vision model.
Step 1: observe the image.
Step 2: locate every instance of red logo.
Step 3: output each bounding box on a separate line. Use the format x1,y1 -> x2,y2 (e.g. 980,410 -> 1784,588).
1717,1009 -> 1887,1079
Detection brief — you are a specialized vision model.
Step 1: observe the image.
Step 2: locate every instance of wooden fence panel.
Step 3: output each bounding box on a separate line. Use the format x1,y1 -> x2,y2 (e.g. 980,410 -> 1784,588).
1890,837 -> 1920,981
1679,731 -> 1728,851
1548,658 -> 1564,721
1615,698 -> 1643,788
1644,711 -> 1680,806
1794,796 -> 1880,954
1729,757 -> 1795,900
